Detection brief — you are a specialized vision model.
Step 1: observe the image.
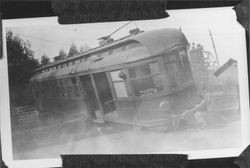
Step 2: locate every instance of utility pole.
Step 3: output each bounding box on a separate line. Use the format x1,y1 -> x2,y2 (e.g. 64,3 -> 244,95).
209,29 -> 220,66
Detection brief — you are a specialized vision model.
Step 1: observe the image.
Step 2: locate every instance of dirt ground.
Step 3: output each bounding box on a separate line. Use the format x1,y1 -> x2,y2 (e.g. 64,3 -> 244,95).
12,112 -> 241,160
10,92 -> 241,160
12,119 -> 241,160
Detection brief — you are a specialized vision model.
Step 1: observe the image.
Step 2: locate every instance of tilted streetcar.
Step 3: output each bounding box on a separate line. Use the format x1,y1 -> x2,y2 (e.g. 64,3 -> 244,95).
30,28 -> 206,130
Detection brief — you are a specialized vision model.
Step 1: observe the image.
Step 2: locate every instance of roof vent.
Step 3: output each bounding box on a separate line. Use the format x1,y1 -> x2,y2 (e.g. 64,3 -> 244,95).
98,36 -> 114,46
129,28 -> 141,35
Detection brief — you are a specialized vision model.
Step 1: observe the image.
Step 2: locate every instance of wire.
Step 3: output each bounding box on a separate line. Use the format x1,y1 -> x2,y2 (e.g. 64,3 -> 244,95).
12,32 -> 71,46
109,21 -> 133,37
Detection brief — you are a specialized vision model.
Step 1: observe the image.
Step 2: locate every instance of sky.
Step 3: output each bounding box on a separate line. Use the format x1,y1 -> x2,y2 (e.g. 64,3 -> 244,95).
5,7 -> 246,65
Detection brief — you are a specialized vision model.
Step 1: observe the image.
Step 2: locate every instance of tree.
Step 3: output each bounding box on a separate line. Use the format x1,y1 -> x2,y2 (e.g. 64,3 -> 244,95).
79,44 -> 90,53
59,48 -> 67,58
7,31 -> 39,88
7,31 -> 40,106
68,43 -> 78,57
40,54 -> 50,65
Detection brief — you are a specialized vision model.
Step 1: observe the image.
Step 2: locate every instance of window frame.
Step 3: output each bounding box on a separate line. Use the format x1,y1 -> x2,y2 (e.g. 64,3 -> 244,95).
56,77 -> 82,99
163,47 -> 192,88
127,58 -> 165,97
109,69 -> 130,99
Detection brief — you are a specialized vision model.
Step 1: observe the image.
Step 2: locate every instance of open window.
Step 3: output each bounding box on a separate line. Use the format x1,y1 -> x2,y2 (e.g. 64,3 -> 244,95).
57,79 -> 66,98
65,78 -> 74,98
178,49 -> 192,80
128,61 -> 163,97
64,77 -> 81,98
52,80 -> 58,97
43,81 -> 49,97
164,52 -> 184,88
110,70 -> 128,98
164,48 -> 192,88
56,77 -> 81,99
47,80 -> 53,97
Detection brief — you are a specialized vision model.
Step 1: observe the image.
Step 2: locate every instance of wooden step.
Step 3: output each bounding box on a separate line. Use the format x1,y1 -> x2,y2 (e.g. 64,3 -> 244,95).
12,106 -> 38,121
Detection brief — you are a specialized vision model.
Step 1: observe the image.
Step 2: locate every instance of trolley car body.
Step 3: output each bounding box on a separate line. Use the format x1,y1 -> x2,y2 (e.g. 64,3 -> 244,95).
30,28 -> 206,128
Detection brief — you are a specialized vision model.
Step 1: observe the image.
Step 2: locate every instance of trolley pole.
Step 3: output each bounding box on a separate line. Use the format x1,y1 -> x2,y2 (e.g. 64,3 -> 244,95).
209,29 -> 220,66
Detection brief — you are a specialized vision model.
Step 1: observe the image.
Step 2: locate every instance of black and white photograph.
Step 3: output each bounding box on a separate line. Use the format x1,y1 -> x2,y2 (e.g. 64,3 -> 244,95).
1,6 -> 249,168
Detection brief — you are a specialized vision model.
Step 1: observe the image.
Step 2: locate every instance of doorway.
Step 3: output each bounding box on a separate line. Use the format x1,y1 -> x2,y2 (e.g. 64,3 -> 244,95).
93,72 -> 116,114
79,75 -> 99,119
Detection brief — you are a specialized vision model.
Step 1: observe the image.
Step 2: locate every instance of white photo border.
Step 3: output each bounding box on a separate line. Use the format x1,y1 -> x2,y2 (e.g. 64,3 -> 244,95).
1,7 -> 249,168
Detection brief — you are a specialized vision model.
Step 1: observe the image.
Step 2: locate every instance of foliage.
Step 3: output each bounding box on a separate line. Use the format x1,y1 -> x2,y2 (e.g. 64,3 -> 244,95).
68,43 -> 78,57
40,53 -> 50,65
7,31 -> 39,89
79,44 -> 90,53
7,31 -> 40,106
59,48 -> 67,58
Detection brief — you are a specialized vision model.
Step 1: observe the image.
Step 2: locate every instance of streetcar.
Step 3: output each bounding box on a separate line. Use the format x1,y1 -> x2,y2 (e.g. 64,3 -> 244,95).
30,27 -> 206,130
